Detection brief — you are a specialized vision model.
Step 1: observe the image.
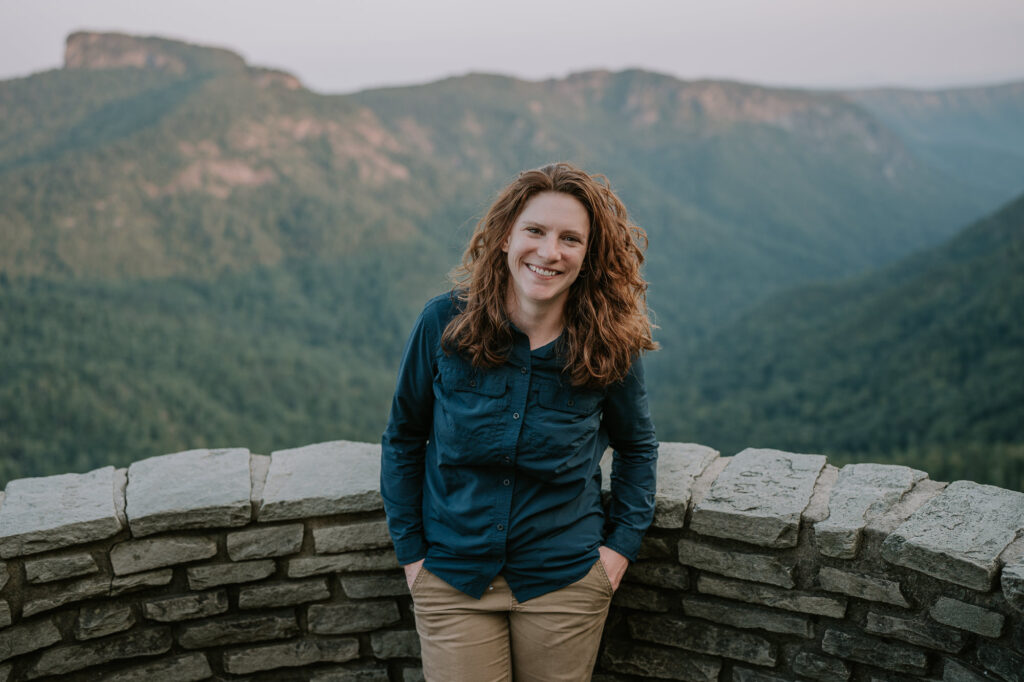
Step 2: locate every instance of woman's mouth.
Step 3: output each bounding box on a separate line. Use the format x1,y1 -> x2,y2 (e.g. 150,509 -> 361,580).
527,263 -> 559,277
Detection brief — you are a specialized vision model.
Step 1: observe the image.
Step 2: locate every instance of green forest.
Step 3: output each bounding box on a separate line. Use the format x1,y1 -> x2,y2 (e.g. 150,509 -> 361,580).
1,33 -> 1022,490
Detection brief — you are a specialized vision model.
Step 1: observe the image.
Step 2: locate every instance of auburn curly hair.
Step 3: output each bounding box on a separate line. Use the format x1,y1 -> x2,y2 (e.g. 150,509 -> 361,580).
441,162 -> 658,388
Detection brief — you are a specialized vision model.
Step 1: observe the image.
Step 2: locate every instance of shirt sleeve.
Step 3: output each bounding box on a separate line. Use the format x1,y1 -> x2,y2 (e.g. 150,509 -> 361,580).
380,302 -> 439,565
601,355 -> 659,561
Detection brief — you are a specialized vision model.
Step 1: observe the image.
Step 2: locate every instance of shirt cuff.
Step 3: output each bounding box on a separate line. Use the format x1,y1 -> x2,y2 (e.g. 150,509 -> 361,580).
391,534 -> 429,566
603,526 -> 645,563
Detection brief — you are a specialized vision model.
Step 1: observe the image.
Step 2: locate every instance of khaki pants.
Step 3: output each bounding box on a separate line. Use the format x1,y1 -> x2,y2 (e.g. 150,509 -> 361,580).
411,561 -> 614,682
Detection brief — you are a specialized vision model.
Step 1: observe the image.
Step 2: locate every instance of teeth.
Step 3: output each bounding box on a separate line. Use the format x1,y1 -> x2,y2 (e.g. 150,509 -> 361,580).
527,264 -> 558,276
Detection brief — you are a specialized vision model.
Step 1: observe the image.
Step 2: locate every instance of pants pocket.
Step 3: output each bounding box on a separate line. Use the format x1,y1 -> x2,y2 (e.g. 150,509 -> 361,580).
593,558 -> 615,597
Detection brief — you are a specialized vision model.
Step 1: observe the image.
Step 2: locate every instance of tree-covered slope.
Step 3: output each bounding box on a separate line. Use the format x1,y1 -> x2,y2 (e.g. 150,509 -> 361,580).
846,82 -> 1024,207
655,192 -> 1024,490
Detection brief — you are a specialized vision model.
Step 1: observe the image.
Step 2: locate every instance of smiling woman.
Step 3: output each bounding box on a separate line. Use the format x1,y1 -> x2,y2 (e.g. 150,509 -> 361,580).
380,162 -> 659,681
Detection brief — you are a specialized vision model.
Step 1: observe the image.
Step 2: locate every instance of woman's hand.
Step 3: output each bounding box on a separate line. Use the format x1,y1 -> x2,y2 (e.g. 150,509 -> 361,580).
403,559 -> 425,591
598,546 -> 629,592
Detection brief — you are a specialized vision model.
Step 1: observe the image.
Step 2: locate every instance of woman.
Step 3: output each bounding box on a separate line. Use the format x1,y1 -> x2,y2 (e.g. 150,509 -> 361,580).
381,162 -> 658,681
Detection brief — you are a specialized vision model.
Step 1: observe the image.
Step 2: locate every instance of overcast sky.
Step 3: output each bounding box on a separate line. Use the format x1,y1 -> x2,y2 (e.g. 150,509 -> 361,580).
3,0 -> 1024,94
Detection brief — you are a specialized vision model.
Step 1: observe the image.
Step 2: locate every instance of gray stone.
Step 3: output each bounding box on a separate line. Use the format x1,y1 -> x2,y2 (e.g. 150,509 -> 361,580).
0,563 -> 8,591
0,618 -> 62,662
223,638 -> 321,674
312,665 -> 390,682
309,601 -> 401,634
677,538 -> 795,588
370,630 -> 420,658
26,626 -> 171,678
0,603 -> 9,629
624,561 -> 689,590
258,441 -> 383,521
943,659 -> 990,682
821,629 -> 928,675
227,522 -> 304,560
816,463 -> 927,559
880,480 -> 1024,591
178,612 -> 299,649
731,669 -> 790,682
143,590 -> 228,622
127,448 -> 252,536
0,664 -> 9,682
1001,559 -> 1024,613
629,614 -> 777,666
186,559 -> 275,589
865,611 -> 967,653
238,578 -> 330,608
288,549 -> 399,577
24,552 -> 99,583
22,574 -> 110,616
612,584 -> 671,612
792,651 -> 851,681
110,568 -> 173,595
601,640 -> 720,682
651,443 -> 719,528
697,575 -> 847,617
403,668 -> 426,682
341,574 -> 410,598
817,566 -> 910,607
690,448 -> 827,548
101,652 -> 213,682
76,603 -> 135,640
637,536 -> 675,560
0,466 -> 124,558
316,637 -> 361,662
682,596 -> 812,637
977,642 -> 1024,682
110,535 -> 217,575
930,596 -> 1004,637
314,520 -> 393,553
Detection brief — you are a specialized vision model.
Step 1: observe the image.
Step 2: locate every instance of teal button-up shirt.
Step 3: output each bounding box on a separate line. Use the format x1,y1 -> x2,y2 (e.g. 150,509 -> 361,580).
380,292 -> 658,601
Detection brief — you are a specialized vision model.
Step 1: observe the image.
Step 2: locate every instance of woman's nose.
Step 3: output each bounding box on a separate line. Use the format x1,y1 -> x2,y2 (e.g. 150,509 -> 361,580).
537,236 -> 561,261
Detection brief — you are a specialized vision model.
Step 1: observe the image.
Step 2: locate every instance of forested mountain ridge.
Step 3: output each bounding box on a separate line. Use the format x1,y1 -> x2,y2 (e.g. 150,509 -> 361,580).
846,81 -> 1024,206
1,32 -> 1021,484
657,191 -> 1024,490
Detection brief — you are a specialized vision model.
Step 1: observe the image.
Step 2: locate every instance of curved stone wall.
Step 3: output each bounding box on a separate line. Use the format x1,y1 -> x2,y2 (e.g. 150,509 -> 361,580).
0,441 -> 1022,681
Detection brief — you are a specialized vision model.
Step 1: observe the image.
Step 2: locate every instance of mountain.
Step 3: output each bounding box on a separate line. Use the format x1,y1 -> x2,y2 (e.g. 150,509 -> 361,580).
846,82 -> 1024,207
1,32 -> 1020,481
655,191 -> 1024,490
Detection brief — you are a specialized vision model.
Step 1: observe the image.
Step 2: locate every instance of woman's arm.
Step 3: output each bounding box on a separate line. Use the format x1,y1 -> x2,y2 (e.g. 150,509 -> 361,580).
380,305 -> 439,568
600,355 -> 659,578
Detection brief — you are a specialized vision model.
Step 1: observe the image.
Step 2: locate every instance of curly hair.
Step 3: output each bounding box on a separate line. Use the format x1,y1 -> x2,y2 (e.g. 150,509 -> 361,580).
441,162 -> 658,388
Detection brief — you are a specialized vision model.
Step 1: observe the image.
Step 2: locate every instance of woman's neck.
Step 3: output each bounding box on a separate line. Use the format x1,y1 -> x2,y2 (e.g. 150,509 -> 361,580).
506,292 -> 566,351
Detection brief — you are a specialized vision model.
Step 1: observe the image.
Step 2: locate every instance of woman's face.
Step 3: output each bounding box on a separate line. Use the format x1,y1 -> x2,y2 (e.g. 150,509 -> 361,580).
502,191 -> 590,315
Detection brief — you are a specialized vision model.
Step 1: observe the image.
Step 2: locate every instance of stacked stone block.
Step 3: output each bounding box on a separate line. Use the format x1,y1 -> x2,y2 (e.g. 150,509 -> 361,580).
2,440 -> 1023,681
0,442 -> 419,681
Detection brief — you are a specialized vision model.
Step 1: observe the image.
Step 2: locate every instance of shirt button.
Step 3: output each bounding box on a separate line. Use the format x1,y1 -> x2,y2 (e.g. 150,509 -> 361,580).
567,399 -> 575,407
512,412 -> 520,420
469,379 -> 477,387
520,367 -> 528,374
503,456 -> 511,464
497,524 -> 504,531
503,479 -> 510,486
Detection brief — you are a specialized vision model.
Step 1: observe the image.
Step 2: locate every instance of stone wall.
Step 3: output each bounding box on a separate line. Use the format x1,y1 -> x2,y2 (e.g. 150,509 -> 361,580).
1,441 -> 1022,681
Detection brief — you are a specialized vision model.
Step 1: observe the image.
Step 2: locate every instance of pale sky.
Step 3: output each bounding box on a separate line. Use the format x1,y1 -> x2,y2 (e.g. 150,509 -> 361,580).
2,0 -> 1024,93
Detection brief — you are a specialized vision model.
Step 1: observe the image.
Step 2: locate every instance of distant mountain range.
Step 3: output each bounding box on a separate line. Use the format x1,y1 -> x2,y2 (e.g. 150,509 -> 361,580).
1,32 -> 1021,486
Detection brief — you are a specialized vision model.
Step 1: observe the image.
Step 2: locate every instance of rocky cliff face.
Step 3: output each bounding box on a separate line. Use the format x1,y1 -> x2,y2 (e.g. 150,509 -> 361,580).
63,31 -> 301,89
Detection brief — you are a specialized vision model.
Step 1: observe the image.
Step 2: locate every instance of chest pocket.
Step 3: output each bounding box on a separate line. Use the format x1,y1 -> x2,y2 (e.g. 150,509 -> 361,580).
525,380 -> 604,461
435,356 -> 510,464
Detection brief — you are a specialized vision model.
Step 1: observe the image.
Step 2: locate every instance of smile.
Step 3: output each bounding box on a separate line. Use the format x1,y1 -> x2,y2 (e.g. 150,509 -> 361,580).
527,264 -> 559,277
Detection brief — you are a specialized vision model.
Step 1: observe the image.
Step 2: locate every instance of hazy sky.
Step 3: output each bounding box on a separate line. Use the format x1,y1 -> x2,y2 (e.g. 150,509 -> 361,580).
3,0 -> 1023,93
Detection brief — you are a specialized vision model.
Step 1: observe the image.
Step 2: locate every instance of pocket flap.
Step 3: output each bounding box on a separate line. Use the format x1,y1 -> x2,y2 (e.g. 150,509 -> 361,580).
537,383 -> 602,415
